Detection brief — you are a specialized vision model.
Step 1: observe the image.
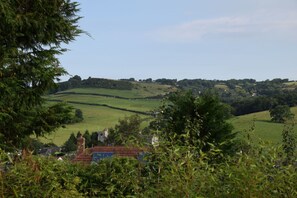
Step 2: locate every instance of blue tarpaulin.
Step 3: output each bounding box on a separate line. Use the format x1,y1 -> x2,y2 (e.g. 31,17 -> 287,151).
92,152 -> 114,162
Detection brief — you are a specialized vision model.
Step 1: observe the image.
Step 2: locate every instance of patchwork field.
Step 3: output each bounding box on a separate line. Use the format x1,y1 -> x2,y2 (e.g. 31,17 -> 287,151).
42,84 -> 172,145
57,82 -> 177,98
47,94 -> 161,112
42,84 -> 297,146
41,102 -> 153,146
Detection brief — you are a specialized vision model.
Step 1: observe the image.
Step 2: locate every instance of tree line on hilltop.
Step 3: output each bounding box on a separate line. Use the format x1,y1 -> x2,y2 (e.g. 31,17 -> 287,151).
140,77 -> 297,116
52,76 -> 297,116
50,75 -> 134,93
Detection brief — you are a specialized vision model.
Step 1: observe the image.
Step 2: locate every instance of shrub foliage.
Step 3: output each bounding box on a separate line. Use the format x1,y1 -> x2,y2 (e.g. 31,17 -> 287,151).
1,127 -> 296,197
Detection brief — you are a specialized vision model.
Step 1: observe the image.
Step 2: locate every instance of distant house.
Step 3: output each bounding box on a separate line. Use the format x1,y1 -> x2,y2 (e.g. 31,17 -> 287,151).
97,128 -> 108,143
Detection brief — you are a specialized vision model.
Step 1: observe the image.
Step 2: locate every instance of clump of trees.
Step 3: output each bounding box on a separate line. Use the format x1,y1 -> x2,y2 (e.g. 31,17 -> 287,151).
62,133 -> 77,152
270,105 -> 294,123
152,91 -> 236,153
107,115 -> 145,146
173,78 -> 297,116
52,76 -> 134,93
74,108 -> 84,122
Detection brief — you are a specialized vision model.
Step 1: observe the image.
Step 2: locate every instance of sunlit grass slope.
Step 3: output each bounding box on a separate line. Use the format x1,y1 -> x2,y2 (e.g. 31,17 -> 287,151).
41,102 -> 152,146
230,107 -> 297,144
42,83 -> 174,145
58,82 -> 176,98
47,94 -> 160,112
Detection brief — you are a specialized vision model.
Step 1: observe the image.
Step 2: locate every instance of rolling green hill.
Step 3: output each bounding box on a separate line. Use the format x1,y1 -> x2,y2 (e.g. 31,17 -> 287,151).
41,102 -> 150,146
57,82 -> 176,98
230,107 -> 297,144
42,83 -> 176,145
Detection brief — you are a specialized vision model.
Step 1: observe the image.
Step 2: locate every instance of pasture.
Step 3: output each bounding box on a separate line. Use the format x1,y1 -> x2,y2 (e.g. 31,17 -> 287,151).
230,107 -> 297,144
47,94 -> 161,112
41,102 -> 153,146
58,82 -> 176,98
42,85 -> 170,145
45,104 -> 297,146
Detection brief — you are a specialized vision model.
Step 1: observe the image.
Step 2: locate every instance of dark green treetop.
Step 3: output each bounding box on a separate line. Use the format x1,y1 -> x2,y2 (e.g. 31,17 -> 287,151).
153,91 -> 236,152
0,0 -> 82,148
270,105 -> 294,123
107,115 -> 143,146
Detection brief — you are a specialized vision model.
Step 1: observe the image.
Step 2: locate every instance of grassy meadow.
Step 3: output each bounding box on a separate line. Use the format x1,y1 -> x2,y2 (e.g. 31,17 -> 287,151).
41,102 -> 153,146
45,103 -> 297,146
58,82 -> 176,98
230,107 -> 297,143
47,94 -> 161,112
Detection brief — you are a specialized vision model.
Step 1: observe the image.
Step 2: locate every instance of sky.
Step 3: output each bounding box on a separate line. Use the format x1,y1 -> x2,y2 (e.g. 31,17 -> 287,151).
59,0 -> 297,81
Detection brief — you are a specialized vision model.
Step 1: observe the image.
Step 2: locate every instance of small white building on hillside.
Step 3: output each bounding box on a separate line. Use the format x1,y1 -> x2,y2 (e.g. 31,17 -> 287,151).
98,128 -> 109,143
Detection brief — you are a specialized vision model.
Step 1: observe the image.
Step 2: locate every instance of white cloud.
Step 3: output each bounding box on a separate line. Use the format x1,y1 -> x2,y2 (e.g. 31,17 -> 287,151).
153,11 -> 297,42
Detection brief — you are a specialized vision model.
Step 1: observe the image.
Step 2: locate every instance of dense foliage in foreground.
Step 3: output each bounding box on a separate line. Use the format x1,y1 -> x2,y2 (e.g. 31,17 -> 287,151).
1,133 -> 296,197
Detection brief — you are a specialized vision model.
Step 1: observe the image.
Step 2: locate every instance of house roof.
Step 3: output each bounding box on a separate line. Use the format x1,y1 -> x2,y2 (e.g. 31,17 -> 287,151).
73,146 -> 147,164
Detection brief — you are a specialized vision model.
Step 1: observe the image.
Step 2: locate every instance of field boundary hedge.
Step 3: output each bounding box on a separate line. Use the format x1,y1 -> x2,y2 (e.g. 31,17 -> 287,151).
46,99 -> 154,116
54,92 -> 164,100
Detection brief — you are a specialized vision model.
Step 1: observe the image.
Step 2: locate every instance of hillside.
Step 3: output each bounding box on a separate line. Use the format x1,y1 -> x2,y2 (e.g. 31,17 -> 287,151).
43,77 -> 297,146
43,82 -> 177,145
230,107 -> 297,144
53,76 -> 297,116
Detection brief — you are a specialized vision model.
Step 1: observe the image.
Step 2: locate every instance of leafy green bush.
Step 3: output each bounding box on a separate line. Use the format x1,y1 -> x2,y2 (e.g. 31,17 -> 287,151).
77,157 -> 143,197
1,127 -> 296,197
0,153 -> 83,197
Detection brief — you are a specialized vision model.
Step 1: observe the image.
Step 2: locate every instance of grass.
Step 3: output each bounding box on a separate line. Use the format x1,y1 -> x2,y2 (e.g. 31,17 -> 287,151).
283,81 -> 297,86
230,107 -> 297,144
42,86 -> 171,146
58,82 -> 176,98
44,103 -> 297,146
214,84 -> 229,90
132,82 -> 177,96
46,94 -> 161,112
40,102 -> 152,146
283,82 -> 297,91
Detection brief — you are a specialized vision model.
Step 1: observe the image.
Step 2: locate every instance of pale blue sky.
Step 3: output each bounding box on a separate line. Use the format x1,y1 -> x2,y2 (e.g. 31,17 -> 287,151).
60,0 -> 297,81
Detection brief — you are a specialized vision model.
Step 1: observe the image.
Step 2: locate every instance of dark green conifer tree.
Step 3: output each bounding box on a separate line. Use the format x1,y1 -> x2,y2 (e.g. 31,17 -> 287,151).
0,0 -> 82,148
63,133 -> 77,152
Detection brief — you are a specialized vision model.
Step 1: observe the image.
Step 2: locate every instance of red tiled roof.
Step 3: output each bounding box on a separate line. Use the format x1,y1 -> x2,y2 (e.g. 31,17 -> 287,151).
73,146 -> 146,164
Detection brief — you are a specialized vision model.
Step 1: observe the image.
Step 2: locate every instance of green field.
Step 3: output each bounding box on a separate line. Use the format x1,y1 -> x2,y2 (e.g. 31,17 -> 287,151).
43,103 -> 297,146
47,94 -> 161,112
41,102 -> 153,146
230,107 -> 297,144
58,82 -> 176,98
42,85 -> 170,145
